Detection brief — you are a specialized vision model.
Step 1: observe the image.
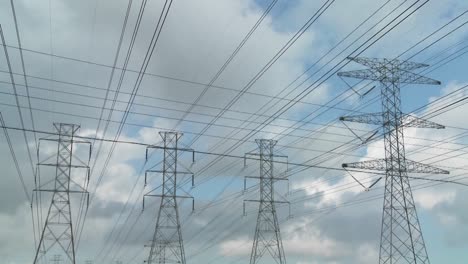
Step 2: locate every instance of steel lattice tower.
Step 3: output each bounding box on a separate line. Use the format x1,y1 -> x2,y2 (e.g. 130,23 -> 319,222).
51,255 -> 63,264
245,139 -> 287,264
34,123 -> 91,264
338,57 -> 449,264
144,132 -> 194,264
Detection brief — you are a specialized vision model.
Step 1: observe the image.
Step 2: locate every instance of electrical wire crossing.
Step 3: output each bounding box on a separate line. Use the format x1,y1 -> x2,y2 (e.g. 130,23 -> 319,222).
144,131 -> 195,264
338,57 -> 449,264
33,123 -> 92,264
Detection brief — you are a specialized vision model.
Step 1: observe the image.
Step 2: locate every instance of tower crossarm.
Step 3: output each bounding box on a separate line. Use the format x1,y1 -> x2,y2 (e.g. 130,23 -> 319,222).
405,159 -> 449,174
340,112 -> 383,125
403,115 -> 445,129
340,113 -> 444,129
342,158 -> 449,174
389,60 -> 429,71
347,56 -> 385,68
342,158 -> 387,171
397,70 -> 441,85
347,57 -> 430,71
337,69 -> 380,81
339,57 -> 440,85
337,68 -> 441,85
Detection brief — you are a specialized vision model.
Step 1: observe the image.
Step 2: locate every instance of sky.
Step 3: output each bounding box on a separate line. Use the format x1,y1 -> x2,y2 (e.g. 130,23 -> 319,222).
0,0 -> 467,263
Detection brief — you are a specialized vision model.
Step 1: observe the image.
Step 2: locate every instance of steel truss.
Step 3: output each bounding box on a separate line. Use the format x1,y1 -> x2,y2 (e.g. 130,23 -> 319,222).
339,57 -> 448,264
144,132 -> 194,264
33,123 -> 91,264
246,139 -> 287,264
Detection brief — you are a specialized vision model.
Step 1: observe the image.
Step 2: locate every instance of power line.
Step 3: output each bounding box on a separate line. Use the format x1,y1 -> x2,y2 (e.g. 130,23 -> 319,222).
75,0 -> 135,251
0,113 -> 30,202
190,0 -> 429,189
4,1 -> 468,262
10,121 -> 465,192
88,1 -> 176,261
119,5 -> 468,258
170,0 -> 280,131
8,0 -> 42,252
0,26 -> 36,182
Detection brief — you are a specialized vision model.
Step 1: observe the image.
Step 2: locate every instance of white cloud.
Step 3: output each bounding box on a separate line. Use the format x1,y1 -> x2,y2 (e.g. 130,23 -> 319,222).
356,243 -> 379,264
219,237 -> 251,256
413,188 -> 456,210
219,233 -> 346,259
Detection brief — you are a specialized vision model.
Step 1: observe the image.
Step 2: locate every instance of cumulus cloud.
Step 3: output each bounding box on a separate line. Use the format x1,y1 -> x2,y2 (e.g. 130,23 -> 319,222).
413,188 -> 456,210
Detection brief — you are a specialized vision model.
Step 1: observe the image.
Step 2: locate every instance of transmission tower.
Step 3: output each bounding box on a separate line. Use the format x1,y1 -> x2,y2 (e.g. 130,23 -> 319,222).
143,131 -> 194,264
338,57 -> 449,264
244,139 -> 288,264
33,123 -> 91,264
51,255 -> 63,264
